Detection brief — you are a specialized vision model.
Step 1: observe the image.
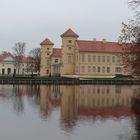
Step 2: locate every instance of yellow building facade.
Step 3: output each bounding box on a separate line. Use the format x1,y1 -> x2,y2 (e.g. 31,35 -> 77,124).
40,28 -> 129,78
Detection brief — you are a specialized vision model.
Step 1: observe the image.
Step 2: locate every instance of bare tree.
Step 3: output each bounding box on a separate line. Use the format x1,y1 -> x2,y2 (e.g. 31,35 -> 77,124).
120,0 -> 140,77
29,48 -> 41,75
13,42 -> 26,75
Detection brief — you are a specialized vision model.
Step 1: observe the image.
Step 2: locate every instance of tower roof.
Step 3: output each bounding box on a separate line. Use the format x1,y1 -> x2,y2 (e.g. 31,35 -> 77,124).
40,38 -> 54,45
61,28 -> 79,38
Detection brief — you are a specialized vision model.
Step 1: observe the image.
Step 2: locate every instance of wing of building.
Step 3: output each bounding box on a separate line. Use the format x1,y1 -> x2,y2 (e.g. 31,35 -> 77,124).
40,28 -> 130,78
0,52 -> 37,75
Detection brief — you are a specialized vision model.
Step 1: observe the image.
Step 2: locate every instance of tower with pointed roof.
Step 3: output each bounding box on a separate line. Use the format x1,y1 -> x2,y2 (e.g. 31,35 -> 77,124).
40,38 -> 54,76
60,28 -> 79,76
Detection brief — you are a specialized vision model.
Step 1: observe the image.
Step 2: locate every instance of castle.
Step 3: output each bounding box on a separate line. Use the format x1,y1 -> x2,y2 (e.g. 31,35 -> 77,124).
40,28 -> 129,78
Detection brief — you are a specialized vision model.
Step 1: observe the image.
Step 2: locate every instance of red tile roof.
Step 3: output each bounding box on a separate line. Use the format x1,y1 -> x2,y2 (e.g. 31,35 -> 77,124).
0,52 -> 15,61
61,28 -> 79,38
40,38 -> 54,45
15,56 -> 35,63
78,107 -> 133,118
51,48 -> 61,57
0,52 -> 35,64
77,40 -> 129,53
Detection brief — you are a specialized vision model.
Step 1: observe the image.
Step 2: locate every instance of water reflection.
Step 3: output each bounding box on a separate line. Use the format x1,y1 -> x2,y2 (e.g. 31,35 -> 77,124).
0,84 -> 139,140
131,87 -> 140,140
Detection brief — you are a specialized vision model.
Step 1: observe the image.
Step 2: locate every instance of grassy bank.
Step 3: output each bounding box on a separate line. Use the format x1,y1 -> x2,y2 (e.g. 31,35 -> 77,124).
0,75 -> 134,80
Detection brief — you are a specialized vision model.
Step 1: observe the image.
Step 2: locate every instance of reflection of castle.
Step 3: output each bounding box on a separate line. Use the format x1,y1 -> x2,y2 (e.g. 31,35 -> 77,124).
60,86 -> 77,125
40,85 -> 61,118
39,85 -> 138,120
75,85 -> 136,118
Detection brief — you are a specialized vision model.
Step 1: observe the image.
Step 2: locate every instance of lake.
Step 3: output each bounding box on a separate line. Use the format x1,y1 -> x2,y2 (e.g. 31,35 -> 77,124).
0,84 -> 139,140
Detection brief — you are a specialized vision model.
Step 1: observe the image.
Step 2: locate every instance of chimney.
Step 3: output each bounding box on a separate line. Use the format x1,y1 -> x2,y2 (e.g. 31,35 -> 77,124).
102,38 -> 107,43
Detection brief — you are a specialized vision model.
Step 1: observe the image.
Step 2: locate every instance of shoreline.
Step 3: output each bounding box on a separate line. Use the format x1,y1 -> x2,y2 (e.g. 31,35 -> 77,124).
0,78 -> 139,85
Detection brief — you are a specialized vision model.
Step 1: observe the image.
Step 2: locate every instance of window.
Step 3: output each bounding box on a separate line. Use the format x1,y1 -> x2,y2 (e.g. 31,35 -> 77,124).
2,69 -> 5,74
115,67 -> 122,74
102,67 -> 105,73
88,66 -> 91,72
81,66 -> 85,72
112,56 -> 115,62
47,48 -> 49,50
14,69 -> 16,75
55,59 -> 58,63
102,56 -> 105,62
107,67 -> 110,73
93,66 -> 96,72
22,68 -> 24,74
76,66 -> 78,72
98,67 -> 100,72
68,40 -> 72,43
88,55 -> 91,62
93,56 -> 96,62
98,56 -> 100,62
77,55 -> 78,61
81,54 -> 85,62
107,56 -> 110,62
7,68 -> 11,75
2,64 -> 4,67
68,45 -> 72,50
46,70 -> 49,74
68,55 -> 72,64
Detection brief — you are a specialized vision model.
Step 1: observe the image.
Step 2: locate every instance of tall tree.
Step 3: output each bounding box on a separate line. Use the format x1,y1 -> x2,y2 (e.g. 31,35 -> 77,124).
13,42 -> 26,74
29,48 -> 41,75
120,0 -> 140,77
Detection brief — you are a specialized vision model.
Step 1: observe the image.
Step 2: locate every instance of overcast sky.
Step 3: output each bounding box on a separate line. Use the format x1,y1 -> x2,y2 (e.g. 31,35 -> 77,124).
0,0 -> 133,54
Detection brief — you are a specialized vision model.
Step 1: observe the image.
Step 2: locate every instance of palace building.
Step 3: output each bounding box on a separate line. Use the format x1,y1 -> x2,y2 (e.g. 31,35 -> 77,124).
40,28 -> 129,78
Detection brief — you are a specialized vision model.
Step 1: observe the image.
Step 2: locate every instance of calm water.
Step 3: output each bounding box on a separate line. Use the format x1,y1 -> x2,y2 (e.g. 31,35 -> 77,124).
0,84 -> 140,140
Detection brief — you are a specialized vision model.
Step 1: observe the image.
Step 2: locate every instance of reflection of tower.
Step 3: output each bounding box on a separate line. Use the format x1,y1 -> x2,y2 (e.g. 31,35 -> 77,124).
51,85 -> 61,106
60,85 -> 77,127
40,85 -> 52,118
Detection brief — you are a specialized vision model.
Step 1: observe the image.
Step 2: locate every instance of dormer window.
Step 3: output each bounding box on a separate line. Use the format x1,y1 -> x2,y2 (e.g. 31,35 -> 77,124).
67,45 -> 72,50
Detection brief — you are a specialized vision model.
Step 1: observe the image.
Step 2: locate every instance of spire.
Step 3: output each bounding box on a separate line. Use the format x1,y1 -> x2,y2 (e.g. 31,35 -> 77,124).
61,28 -> 79,38
40,38 -> 54,45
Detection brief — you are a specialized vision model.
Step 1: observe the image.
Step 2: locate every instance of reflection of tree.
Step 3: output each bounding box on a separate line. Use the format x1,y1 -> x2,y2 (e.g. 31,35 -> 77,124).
132,96 -> 140,140
12,85 -> 40,114
13,85 -> 24,114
